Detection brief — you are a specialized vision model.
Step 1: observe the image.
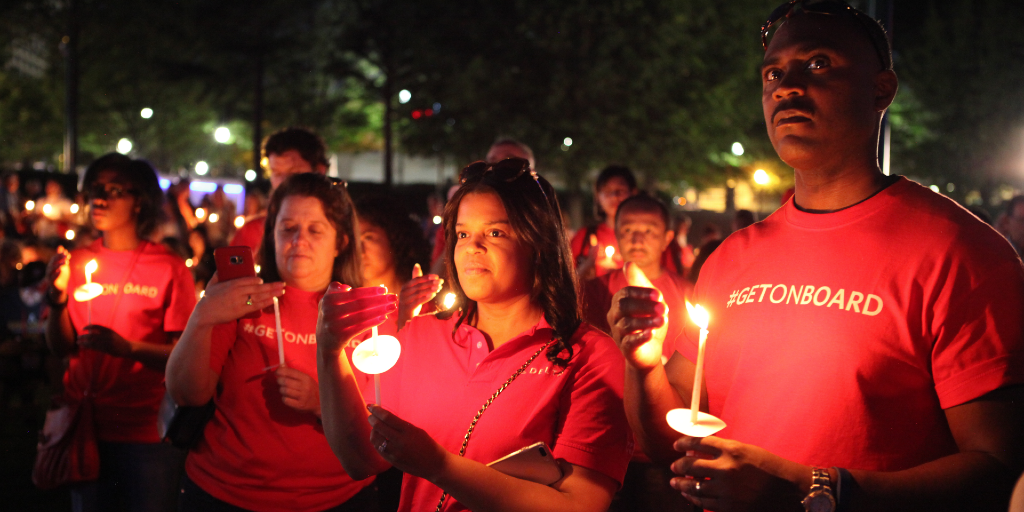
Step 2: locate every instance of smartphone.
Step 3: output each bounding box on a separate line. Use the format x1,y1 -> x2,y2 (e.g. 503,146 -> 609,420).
213,246 -> 260,319
487,442 -> 562,486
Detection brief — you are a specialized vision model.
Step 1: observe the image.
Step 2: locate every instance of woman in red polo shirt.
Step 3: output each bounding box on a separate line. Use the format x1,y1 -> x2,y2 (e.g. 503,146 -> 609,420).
317,158 -> 633,512
166,174 -> 375,511
45,155 -> 196,512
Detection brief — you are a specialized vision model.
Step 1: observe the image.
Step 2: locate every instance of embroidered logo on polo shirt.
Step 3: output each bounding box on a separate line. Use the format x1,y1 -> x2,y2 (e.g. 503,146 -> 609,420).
725,283 -> 883,316
242,322 -> 317,345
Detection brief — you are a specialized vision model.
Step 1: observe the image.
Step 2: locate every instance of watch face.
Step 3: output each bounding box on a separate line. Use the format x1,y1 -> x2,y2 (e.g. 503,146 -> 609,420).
803,492 -> 836,512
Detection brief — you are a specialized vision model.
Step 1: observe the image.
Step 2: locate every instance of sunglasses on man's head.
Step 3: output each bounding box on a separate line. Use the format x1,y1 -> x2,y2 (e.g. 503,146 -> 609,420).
87,183 -> 136,201
760,0 -> 892,71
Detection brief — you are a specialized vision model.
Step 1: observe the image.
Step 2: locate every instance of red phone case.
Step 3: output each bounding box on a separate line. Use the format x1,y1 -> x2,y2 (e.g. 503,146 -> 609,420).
213,246 -> 260,319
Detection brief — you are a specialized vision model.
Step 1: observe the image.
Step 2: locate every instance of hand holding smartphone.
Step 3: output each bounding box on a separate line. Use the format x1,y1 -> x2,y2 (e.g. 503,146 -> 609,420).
213,246 -> 261,319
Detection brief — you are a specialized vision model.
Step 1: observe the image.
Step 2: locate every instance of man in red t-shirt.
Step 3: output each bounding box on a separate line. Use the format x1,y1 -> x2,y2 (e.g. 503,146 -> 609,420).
583,194 -> 691,363
230,128 -> 328,253
611,3 -> 1024,511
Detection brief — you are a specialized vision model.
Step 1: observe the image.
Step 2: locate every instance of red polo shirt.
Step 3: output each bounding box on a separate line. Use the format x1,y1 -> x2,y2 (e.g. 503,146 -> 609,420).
380,314 -> 633,512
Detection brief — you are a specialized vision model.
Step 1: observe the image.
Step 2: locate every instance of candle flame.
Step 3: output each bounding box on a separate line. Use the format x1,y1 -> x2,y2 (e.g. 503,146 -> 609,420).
85,259 -> 98,281
685,301 -> 709,330
604,245 -> 615,258
195,207 -> 206,219
443,292 -> 456,309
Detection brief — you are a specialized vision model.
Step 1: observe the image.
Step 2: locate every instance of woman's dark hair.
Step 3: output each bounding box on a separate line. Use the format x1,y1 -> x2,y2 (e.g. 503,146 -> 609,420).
82,154 -> 165,239
593,165 -> 638,221
257,173 -> 361,287
439,158 -> 581,367
354,196 -> 430,282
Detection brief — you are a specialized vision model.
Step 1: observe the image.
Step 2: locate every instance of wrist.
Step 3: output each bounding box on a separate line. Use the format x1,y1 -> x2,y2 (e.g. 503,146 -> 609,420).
425,449 -> 456,487
46,287 -> 68,307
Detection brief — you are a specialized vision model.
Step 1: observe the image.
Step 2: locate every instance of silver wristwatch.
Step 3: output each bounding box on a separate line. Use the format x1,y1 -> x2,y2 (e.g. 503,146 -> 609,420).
802,467 -> 836,512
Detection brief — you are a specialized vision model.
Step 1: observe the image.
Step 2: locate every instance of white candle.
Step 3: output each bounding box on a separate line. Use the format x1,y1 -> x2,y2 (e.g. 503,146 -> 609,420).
273,296 -> 285,368
85,260 -> 97,325
372,325 -> 381,405
685,302 -> 710,424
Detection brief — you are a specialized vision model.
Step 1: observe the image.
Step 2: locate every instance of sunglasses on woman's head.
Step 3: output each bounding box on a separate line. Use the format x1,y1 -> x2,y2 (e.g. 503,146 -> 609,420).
459,158 -> 548,201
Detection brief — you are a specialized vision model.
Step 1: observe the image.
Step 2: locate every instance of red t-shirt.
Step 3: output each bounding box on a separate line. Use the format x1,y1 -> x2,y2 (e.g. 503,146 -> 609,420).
681,177 -> 1024,471
186,286 -> 372,511
229,214 -> 265,255
582,268 -> 692,362
570,223 -> 622,277
380,314 -> 633,512
64,240 -> 195,443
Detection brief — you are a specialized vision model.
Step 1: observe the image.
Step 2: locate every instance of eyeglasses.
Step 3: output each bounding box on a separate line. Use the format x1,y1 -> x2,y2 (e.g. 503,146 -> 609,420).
460,158 -> 548,201
761,0 -> 892,71
328,176 -> 348,188
87,183 -> 136,201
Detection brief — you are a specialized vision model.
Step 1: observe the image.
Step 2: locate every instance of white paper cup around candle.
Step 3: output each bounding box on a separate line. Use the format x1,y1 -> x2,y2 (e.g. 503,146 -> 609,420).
665,408 -> 726,438
352,326 -> 401,406
74,282 -> 103,325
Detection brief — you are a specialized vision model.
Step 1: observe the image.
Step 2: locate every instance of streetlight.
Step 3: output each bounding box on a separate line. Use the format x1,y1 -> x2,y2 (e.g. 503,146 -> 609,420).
214,127 -> 231,144
753,169 -> 770,185
731,142 -> 744,156
563,137 -> 573,147
245,169 -> 257,182
117,138 -> 133,154
398,89 -> 412,104
195,161 -> 209,175
140,108 -> 153,119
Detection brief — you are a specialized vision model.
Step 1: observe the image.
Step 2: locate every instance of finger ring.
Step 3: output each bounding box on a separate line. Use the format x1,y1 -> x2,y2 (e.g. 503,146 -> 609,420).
377,440 -> 388,453
694,480 -> 702,495
246,295 -> 253,306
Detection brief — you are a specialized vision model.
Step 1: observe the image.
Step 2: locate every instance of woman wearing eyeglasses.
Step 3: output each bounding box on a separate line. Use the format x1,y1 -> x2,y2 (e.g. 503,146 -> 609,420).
317,158 -> 632,512
167,173 -> 378,512
44,154 -> 197,512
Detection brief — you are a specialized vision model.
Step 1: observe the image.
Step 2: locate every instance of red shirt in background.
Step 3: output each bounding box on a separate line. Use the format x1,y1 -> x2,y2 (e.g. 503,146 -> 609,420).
380,314 -> 633,512
569,224 -> 621,277
682,177 -> 1024,471
65,240 -> 195,443
186,286 -> 372,511
582,268 -> 691,363
229,214 -> 265,255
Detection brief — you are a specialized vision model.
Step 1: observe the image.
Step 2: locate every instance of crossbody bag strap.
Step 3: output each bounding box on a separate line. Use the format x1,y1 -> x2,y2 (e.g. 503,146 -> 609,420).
434,339 -> 553,512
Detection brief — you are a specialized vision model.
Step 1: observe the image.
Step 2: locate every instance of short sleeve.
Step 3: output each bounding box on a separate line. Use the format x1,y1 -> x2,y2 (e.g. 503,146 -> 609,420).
163,259 -> 197,333
552,329 -> 633,485
931,249 -> 1024,408
209,321 -> 239,376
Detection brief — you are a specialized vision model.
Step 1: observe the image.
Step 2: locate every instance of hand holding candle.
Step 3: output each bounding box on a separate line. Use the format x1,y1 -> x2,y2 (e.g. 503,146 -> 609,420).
665,302 -> 726,438
623,262 -> 669,364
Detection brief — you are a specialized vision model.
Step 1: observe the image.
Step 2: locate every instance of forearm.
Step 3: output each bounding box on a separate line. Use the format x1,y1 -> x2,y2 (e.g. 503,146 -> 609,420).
317,348 -> 390,480
434,458 -> 611,512
625,364 -> 687,463
44,302 -> 76,357
166,317 -> 217,405
124,340 -> 175,371
842,452 -> 1017,512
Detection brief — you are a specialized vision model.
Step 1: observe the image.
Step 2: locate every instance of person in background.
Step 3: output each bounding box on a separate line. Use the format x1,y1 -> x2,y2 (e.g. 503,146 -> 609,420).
571,166 -> 638,279
230,127 -> 329,254
317,158 -> 632,512
44,155 -> 196,512
670,213 -> 696,277
167,173 -> 375,512
35,178 -> 74,239
613,2 -> 1024,510
732,209 -> 757,231
199,185 -> 236,249
997,195 -> 1024,256
0,173 -> 22,237
355,195 -> 431,335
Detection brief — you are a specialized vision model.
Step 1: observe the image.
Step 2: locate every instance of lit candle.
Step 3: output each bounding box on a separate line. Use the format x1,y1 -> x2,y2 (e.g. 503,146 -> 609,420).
352,325 -> 401,406
603,245 -> 615,267
73,259 -> 102,325
273,296 -> 285,368
443,292 -> 456,310
685,302 -> 709,425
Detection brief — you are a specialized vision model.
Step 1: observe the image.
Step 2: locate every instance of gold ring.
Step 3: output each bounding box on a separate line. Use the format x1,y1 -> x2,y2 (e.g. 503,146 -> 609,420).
246,295 -> 252,306
694,480 -> 701,495
378,440 -> 388,453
